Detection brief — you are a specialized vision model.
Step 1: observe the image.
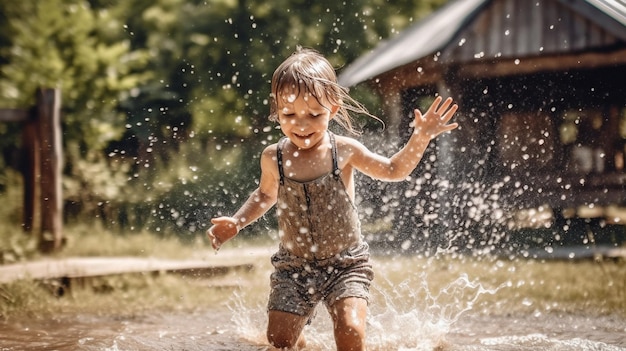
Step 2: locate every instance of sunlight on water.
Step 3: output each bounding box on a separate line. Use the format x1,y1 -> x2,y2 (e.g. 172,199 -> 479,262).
226,280 -> 626,351
0,252 -> 624,350
229,253 -> 625,350
222,258 -> 624,351
365,272 -> 502,350
480,334 -> 625,351
225,264 -> 489,350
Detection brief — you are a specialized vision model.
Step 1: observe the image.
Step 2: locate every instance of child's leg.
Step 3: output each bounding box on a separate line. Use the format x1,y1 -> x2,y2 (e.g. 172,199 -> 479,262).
329,297 -> 368,351
267,310 -> 308,350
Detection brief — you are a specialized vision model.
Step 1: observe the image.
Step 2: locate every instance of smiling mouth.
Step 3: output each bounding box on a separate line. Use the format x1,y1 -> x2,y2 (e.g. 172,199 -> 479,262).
293,133 -> 315,147
294,132 -> 314,139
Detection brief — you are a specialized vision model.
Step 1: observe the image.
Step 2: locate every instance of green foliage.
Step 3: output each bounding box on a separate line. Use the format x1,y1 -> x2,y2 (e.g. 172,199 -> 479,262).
0,0 -> 451,241
0,170 -> 39,263
0,279 -> 57,319
0,0 -> 150,148
0,230 -> 38,265
57,223 -> 204,258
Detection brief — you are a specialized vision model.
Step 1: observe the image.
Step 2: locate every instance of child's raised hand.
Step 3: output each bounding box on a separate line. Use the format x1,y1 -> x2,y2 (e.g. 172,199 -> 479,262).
413,96 -> 458,139
207,217 -> 239,251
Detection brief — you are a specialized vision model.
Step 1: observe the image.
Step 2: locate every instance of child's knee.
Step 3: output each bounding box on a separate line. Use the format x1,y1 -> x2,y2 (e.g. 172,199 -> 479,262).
267,329 -> 299,349
267,310 -> 309,349
331,298 -> 368,336
336,319 -> 366,338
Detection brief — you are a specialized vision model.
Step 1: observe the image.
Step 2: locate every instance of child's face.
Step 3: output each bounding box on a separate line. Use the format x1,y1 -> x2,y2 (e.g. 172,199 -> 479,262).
277,91 -> 338,150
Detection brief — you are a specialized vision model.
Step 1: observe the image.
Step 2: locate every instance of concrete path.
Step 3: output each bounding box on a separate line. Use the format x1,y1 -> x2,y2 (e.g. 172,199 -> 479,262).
1,244 -> 623,285
0,246 -> 274,284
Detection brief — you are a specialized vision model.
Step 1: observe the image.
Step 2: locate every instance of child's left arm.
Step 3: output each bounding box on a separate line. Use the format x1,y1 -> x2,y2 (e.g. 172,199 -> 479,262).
348,96 -> 458,181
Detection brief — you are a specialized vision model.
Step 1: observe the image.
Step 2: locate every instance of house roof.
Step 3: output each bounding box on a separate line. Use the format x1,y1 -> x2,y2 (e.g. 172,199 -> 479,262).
338,0 -> 626,87
586,0 -> 626,26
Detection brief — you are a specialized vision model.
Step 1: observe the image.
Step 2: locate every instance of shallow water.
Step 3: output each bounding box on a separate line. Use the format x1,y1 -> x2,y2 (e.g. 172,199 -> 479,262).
1,308 -> 624,350
1,252 -> 625,351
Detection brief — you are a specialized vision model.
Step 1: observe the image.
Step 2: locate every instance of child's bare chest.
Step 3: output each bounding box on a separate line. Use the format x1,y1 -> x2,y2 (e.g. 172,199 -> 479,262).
281,148 -> 333,182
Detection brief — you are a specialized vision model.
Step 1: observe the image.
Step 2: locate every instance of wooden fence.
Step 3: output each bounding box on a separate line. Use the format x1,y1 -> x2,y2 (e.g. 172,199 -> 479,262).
0,88 -> 64,253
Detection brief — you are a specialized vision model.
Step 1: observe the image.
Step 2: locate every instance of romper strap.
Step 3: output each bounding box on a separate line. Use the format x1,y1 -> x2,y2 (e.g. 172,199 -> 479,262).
277,137 -> 287,185
328,132 -> 340,179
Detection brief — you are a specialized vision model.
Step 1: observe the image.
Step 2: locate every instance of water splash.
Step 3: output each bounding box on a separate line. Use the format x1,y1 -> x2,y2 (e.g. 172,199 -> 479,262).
229,290 -> 269,347
228,265 -> 503,350
365,271 -> 503,350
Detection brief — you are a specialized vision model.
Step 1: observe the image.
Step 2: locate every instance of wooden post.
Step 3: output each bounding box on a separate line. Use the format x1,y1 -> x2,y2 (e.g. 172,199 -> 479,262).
36,88 -> 64,252
22,109 -> 40,233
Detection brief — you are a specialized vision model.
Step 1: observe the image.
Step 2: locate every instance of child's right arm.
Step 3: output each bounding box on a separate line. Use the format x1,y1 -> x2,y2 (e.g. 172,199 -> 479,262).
344,96 -> 457,182
207,146 -> 279,250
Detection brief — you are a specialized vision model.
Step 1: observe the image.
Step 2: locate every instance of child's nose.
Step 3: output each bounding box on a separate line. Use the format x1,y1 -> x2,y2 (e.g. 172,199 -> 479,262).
294,116 -> 308,128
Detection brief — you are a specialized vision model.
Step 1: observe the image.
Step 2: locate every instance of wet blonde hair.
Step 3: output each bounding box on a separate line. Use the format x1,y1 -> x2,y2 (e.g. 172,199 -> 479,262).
269,47 -> 379,135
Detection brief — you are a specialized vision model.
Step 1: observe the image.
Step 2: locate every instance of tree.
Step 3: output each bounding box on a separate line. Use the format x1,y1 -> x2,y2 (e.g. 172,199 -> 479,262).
0,0 -> 150,149
0,0 -> 150,231
0,0 -> 451,237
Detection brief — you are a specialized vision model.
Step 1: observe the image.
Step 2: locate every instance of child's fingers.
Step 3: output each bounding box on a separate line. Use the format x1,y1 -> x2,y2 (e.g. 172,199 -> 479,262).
211,217 -> 230,225
426,95 -> 443,115
435,97 -> 453,116
418,97 -> 455,122
206,227 -> 222,251
441,103 -> 459,122
413,108 -> 423,121
415,103 -> 457,124
207,217 -> 239,252
442,122 -> 459,133
413,98 -> 458,137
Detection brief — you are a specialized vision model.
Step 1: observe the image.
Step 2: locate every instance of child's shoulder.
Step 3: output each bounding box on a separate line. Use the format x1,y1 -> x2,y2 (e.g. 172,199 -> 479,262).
260,141 -> 283,162
259,143 -> 281,175
334,134 -> 366,151
333,134 -> 357,143
261,142 -> 279,154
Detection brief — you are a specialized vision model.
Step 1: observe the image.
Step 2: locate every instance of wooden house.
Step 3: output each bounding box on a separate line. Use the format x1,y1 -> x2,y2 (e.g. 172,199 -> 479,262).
339,0 -> 626,246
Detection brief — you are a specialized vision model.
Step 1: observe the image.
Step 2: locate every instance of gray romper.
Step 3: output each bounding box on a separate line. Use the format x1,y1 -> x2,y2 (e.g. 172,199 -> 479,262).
267,132 -> 374,317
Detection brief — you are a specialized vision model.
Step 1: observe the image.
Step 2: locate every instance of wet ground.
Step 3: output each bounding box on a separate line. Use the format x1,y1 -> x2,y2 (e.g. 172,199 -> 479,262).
1,245 -> 625,350
1,308 -> 624,350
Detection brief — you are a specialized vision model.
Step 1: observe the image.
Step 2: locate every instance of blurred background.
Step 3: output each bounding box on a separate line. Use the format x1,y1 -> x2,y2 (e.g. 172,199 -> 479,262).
0,0 -> 449,259
1,0 -> 625,260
